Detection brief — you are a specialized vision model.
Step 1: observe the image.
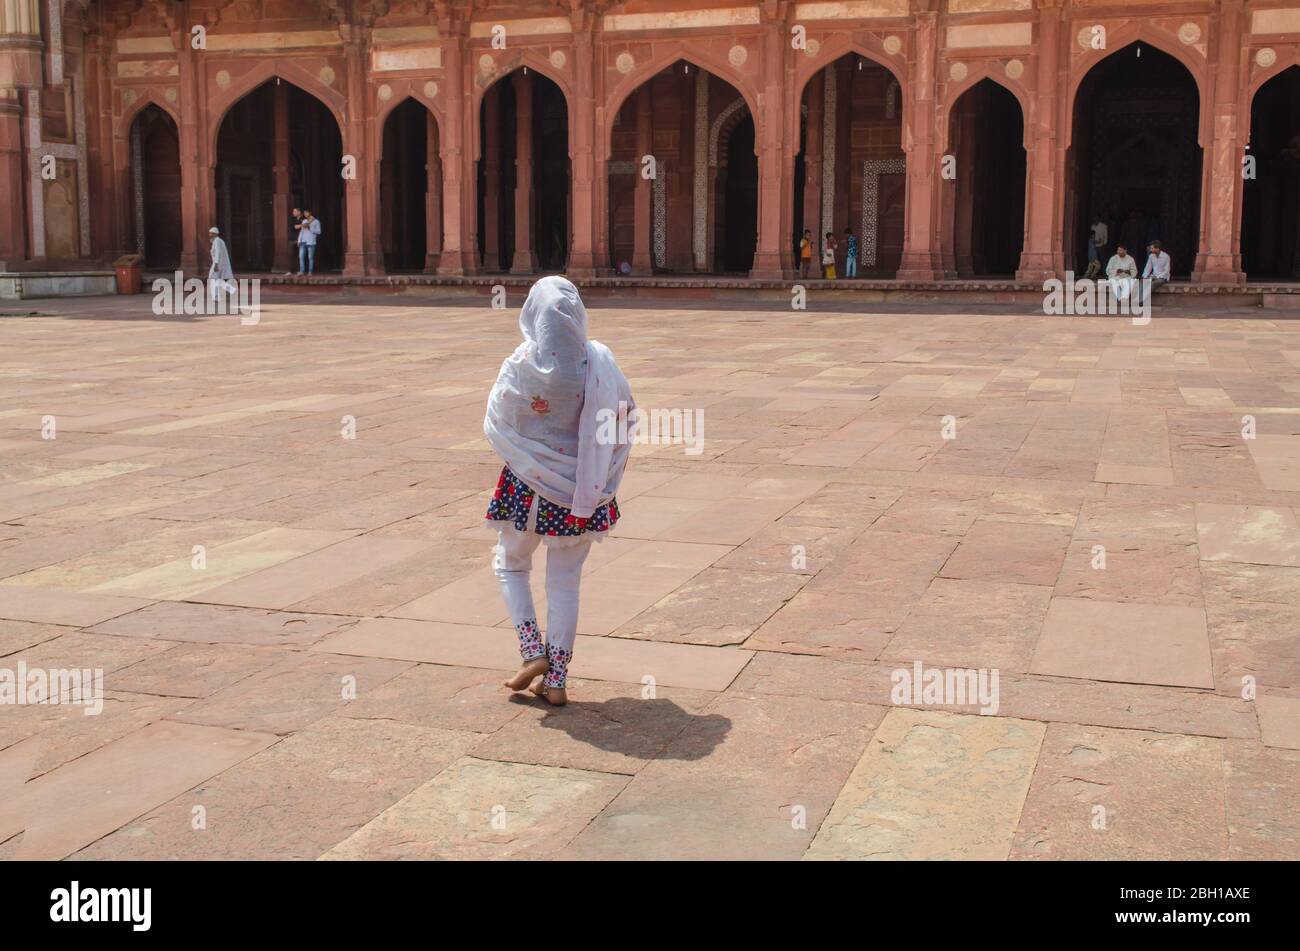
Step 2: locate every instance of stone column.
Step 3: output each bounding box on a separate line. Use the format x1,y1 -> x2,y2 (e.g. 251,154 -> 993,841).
631,84 -> 652,273
0,0 -> 45,267
1195,0 -> 1246,284
481,85 -> 501,270
751,17 -> 786,278
568,18 -> 599,277
897,6 -> 942,280
1016,0 -> 1063,280
510,69 -> 536,274
271,82 -> 292,272
437,23 -> 471,274
424,110 -> 442,273
341,25 -> 369,275
803,69 -> 823,249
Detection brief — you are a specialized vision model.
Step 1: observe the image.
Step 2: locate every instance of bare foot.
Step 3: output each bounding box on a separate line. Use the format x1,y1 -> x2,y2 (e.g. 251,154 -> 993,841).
531,680 -> 567,706
503,656 -> 549,691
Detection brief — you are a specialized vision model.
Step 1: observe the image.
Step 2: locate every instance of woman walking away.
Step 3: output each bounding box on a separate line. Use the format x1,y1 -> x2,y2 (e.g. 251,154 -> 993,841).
484,277 -> 636,706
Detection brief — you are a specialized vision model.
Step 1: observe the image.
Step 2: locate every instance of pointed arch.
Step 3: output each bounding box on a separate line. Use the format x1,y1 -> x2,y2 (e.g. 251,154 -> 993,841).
470,55 -> 576,162
938,68 -> 1032,153
206,59 -> 347,155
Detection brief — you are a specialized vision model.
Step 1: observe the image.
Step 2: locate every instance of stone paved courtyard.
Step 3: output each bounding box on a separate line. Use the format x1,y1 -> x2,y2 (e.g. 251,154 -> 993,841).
2,289 -> 1299,861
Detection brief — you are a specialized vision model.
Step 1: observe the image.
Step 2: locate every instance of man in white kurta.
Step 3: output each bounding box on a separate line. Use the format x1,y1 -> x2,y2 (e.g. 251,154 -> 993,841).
208,226 -> 235,305
1105,245 -> 1138,303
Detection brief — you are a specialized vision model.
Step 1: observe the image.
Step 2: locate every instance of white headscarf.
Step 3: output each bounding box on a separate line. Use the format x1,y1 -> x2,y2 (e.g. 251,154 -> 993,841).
484,277 -> 634,519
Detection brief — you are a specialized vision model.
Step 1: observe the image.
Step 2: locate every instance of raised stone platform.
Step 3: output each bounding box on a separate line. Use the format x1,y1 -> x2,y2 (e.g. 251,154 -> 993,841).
0,270 -> 117,300
247,272 -> 1300,309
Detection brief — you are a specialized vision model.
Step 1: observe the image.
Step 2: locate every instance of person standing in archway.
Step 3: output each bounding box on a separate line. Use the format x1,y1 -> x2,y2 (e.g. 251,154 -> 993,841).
799,230 -> 813,278
843,228 -> 859,279
822,231 -> 837,279
1086,215 -> 1109,279
298,210 -> 321,276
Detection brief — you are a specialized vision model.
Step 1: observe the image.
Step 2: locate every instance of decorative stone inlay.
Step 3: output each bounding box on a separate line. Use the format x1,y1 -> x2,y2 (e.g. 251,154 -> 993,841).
320,66 -> 336,85
215,69 -> 231,89
424,80 -> 439,99
1178,22 -> 1201,46
606,160 -> 635,174
377,83 -> 393,101
1256,47 -> 1277,69
1005,58 -> 1024,80
820,67 -> 836,239
693,68 -> 708,271
616,52 -> 635,74
122,89 -> 138,107
131,120 -> 144,255
1077,26 -> 1095,51
550,50 -> 567,69
48,0 -> 64,85
709,97 -> 748,166
885,78 -> 899,120
949,62 -> 968,82
805,38 -> 821,58
728,44 -> 748,67
861,157 -> 906,269
652,168 -> 667,269
164,87 -> 178,104
479,54 -> 495,73
883,35 -> 902,56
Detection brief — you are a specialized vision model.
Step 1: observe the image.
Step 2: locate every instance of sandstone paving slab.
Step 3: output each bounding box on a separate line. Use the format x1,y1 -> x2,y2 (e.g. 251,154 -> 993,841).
1031,597 -> 1213,689
712,517 -> 864,576
1076,498 -> 1198,546
0,586 -> 152,627
560,692 -> 884,860
87,600 -> 358,647
89,527 -> 359,600
1195,503 -> 1300,567
286,539 -> 485,616
74,716 -> 481,860
880,578 -> 1053,673
190,535 -> 435,610
0,690 -> 195,779
1222,740 -> 1300,859
0,619 -> 68,657
613,567 -> 807,646
805,708 -> 1044,860
313,617 -> 752,691
170,651 -> 413,735
871,487 -> 987,536
1054,539 -> 1202,606
730,651 -> 1256,739
1202,562 -> 1300,693
939,519 -> 1072,587
1256,693 -> 1300,750
472,681 -> 719,775
8,630 -> 176,681
339,663 -> 529,734
320,756 -> 629,860
0,719 -> 277,860
106,643 -> 288,699
1008,724 -> 1226,860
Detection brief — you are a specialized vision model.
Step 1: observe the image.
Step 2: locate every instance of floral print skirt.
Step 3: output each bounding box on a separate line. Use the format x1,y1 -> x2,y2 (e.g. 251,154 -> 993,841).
485,466 -> 619,539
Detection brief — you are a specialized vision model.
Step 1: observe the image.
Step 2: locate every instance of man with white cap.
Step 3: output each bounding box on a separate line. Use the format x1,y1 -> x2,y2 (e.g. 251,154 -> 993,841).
208,226 -> 235,307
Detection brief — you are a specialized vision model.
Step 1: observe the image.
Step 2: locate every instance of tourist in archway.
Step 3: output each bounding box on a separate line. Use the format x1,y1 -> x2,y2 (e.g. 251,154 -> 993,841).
1105,243 -> 1138,302
844,228 -> 859,279
207,226 -> 235,307
298,210 -> 321,275
1139,240 -> 1171,305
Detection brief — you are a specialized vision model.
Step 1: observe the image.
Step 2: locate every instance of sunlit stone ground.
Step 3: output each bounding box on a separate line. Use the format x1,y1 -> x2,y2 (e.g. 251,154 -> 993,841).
1,288 -> 1298,859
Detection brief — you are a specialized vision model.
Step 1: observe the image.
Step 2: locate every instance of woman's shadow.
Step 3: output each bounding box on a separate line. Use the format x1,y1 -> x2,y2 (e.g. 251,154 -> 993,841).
507,692 -> 730,762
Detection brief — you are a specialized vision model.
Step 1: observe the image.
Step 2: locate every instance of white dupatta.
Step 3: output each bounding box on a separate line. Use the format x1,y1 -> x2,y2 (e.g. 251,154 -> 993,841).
484,277 -> 635,521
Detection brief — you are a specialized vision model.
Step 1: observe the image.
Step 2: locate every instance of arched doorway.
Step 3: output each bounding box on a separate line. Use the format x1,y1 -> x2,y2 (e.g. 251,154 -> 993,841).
380,98 -> 441,273
1067,43 -> 1202,277
1242,66 -> 1300,280
605,61 -> 755,275
944,79 -> 1026,277
214,79 -> 344,273
477,68 -> 569,274
793,54 -> 905,278
130,104 -> 181,268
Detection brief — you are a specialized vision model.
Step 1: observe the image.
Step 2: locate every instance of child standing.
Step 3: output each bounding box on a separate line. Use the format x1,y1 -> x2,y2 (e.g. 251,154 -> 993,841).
843,228 -> 858,278
822,232 -> 837,279
799,230 -> 813,278
484,277 -> 635,706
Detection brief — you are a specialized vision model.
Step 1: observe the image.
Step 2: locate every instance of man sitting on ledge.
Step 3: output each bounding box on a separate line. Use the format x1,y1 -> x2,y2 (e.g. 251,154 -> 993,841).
1140,240 -> 1171,305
